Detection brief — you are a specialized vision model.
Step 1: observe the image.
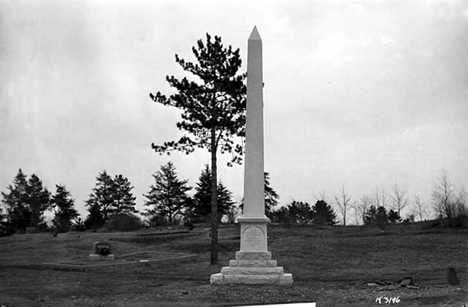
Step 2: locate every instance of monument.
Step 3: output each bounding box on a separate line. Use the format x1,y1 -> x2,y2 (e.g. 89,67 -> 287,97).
210,27 -> 293,285
89,241 -> 115,261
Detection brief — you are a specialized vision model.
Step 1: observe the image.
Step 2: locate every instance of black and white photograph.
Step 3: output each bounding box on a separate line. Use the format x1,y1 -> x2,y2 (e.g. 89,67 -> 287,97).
1,0 -> 467,306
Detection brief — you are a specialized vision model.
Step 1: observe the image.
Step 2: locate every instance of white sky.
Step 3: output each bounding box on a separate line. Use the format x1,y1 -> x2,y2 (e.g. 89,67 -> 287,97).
1,0 -> 467,223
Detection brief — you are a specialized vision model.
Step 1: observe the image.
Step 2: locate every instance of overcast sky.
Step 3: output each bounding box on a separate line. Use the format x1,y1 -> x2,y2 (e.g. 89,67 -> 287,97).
1,0 -> 467,223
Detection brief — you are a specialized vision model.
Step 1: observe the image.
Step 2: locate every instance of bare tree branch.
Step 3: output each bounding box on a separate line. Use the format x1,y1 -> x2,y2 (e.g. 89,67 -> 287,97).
391,181 -> 408,216
334,185 -> 353,226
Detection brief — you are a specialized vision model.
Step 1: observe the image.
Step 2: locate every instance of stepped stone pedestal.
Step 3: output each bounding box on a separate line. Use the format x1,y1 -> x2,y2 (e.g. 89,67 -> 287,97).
210,252 -> 293,285
210,217 -> 293,285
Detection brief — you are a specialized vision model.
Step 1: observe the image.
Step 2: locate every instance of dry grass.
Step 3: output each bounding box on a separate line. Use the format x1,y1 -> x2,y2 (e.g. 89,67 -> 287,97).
0,223 -> 467,306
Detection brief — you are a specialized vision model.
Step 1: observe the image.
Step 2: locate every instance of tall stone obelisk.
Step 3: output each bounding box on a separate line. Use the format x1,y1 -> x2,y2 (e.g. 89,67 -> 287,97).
243,26 -> 266,220
210,26 -> 293,285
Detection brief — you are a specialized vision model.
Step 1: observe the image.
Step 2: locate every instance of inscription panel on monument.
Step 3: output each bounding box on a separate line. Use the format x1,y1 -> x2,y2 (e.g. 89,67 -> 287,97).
241,224 -> 267,251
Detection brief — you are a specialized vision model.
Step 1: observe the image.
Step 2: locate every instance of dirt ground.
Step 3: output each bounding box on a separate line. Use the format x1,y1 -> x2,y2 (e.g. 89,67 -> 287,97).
0,224 -> 467,306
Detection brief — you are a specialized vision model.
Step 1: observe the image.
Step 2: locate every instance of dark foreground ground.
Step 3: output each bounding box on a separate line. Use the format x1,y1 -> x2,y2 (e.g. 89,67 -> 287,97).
0,222 -> 467,307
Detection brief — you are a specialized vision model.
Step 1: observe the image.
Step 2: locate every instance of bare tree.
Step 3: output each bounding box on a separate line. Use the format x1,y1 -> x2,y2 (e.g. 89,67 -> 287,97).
353,206 -> 360,225
334,186 -> 353,226
454,188 -> 467,217
356,195 -> 372,225
381,189 -> 388,208
390,182 -> 408,217
353,195 -> 372,224
431,169 -> 456,227
314,190 -> 328,202
414,194 -> 426,222
373,186 -> 388,209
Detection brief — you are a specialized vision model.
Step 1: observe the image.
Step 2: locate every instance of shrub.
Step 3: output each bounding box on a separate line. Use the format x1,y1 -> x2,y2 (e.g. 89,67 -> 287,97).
0,221 -> 14,237
376,206 -> 388,232
106,213 -> 143,231
452,215 -> 468,228
388,209 -> 401,223
71,217 -> 86,232
146,215 -> 169,227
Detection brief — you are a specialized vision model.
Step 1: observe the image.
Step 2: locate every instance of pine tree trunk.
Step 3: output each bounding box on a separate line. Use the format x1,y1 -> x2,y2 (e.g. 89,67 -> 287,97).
210,125 -> 219,265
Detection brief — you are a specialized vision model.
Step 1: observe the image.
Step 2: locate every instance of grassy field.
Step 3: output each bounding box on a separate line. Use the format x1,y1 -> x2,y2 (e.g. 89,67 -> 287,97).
0,222 -> 467,307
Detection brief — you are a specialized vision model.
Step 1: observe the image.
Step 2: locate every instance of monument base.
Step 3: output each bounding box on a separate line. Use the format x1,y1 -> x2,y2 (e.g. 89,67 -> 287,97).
210,217 -> 293,286
210,251 -> 293,285
89,254 -> 115,261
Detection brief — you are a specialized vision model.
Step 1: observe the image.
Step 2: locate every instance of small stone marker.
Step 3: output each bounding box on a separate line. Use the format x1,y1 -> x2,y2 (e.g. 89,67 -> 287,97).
94,241 -> 111,255
89,241 -> 115,261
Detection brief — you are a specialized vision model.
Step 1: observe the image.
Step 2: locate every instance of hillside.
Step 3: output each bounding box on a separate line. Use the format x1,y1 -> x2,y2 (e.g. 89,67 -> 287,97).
0,222 -> 466,306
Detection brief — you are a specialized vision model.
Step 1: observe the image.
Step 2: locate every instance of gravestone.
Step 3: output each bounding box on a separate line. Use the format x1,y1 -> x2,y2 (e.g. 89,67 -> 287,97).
89,241 -> 115,261
210,27 -> 293,285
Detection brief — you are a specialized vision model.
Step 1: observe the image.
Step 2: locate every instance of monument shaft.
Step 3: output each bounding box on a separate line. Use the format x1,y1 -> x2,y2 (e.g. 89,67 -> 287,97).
243,26 -> 265,218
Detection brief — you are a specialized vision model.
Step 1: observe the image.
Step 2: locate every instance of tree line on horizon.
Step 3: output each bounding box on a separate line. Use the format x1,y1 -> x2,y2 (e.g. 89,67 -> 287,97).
2,166 -> 466,238
0,163 -> 336,235
326,169 -> 468,229
0,169 -> 78,234
0,164 -> 272,233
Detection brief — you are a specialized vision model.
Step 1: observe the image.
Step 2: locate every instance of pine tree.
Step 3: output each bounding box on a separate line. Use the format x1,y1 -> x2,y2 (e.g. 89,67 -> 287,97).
1,170 -> 51,231
217,183 -> 234,220
1,169 -> 30,231
86,171 -> 115,223
112,174 -> 138,215
264,172 -> 279,218
287,201 -> 313,224
387,209 -> 401,223
270,206 -> 291,224
149,33 -> 246,264
26,174 -> 51,228
311,200 -> 337,225
190,165 -> 234,223
51,184 -> 78,232
376,206 -> 389,231
364,205 -> 378,225
143,162 -> 192,225
85,171 -> 138,229
84,201 -> 105,230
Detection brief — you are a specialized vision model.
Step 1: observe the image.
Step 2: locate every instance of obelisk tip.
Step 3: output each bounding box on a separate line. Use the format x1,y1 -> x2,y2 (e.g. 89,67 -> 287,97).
249,26 -> 261,41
